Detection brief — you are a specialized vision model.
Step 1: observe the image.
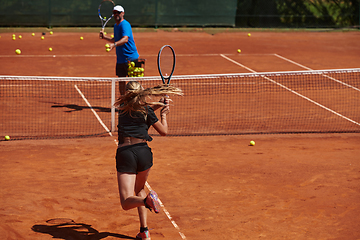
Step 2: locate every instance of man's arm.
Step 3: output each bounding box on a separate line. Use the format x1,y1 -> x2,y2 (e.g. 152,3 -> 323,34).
113,36 -> 129,48
99,29 -> 114,42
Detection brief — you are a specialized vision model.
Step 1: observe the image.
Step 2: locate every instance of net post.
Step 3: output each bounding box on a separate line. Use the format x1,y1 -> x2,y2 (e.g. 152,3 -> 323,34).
111,78 -> 116,132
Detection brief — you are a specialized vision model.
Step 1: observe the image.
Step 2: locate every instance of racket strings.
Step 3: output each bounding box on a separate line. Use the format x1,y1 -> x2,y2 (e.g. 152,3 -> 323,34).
99,0 -> 114,21
159,47 -> 175,77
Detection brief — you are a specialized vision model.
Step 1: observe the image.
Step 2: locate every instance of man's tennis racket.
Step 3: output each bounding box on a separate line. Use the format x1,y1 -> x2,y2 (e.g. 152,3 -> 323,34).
98,0 -> 115,39
157,45 -> 176,85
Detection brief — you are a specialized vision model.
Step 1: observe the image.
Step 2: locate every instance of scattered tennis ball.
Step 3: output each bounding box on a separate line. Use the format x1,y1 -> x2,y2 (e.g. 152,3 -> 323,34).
106,48 -> 110,52
4,135 -> 10,141
80,36 -> 84,40
130,61 -> 135,67
32,33 -> 35,36
12,34 -> 15,37
12,37 -> 16,40
248,33 -> 251,37
111,34 -> 114,38
49,47 -> 53,51
41,36 -> 45,40
15,49 -> 21,55
237,49 -> 241,53
104,32 -> 107,35
105,43 -> 110,48
50,31 -> 53,35
249,140 -> 255,146
18,35 -> 22,39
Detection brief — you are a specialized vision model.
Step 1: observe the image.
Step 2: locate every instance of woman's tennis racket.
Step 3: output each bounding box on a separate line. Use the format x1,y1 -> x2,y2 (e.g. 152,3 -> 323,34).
98,0 -> 115,38
157,45 -> 176,85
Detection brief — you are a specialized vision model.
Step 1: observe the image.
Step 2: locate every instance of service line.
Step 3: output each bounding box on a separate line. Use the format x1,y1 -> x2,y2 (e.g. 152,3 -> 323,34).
220,54 -> 360,127
274,53 -> 360,92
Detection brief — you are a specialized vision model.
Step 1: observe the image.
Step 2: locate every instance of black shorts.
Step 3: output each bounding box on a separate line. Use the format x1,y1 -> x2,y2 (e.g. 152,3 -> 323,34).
116,62 -> 129,77
116,59 -> 139,77
115,142 -> 153,174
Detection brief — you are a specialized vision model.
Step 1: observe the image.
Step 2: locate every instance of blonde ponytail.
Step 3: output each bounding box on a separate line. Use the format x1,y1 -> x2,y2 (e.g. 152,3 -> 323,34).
114,81 -> 183,116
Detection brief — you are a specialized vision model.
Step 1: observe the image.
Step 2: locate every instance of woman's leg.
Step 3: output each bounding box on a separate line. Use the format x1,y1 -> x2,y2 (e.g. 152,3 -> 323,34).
135,169 -> 151,228
117,171 -> 149,210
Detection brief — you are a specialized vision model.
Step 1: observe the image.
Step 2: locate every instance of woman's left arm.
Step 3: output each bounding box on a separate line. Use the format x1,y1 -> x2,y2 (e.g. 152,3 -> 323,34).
151,97 -> 166,111
152,99 -> 170,136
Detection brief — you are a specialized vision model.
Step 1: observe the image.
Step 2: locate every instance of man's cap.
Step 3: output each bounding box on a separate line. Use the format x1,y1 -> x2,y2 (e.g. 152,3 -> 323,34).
113,5 -> 124,13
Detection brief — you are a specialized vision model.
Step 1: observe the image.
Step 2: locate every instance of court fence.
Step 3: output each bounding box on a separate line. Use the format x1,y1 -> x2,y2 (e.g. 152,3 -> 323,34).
0,0 -> 358,28
0,0 -> 237,28
1,68 -> 360,140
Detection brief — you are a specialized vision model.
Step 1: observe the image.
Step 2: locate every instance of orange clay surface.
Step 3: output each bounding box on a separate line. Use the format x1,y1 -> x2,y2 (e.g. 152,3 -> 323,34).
1,29 -> 360,239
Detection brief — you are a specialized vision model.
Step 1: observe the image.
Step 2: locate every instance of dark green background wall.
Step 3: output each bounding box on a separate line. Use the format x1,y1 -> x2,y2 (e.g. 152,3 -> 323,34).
0,0 -> 358,28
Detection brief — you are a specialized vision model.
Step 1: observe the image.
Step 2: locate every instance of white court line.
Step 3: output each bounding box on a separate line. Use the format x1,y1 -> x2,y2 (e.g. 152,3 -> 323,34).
146,182 -> 187,240
74,84 -> 113,136
0,54 -> 113,58
0,53 -> 275,58
74,84 -> 186,239
273,54 -> 313,71
220,54 -> 256,73
220,54 -> 360,127
274,53 -> 360,92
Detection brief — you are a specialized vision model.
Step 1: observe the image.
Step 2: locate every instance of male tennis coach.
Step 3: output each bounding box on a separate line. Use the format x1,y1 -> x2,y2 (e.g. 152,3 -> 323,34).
99,5 -> 139,94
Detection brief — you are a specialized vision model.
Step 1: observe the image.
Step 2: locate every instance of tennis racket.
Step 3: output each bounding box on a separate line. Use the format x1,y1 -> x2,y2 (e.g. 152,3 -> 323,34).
157,45 -> 176,85
98,0 -> 115,39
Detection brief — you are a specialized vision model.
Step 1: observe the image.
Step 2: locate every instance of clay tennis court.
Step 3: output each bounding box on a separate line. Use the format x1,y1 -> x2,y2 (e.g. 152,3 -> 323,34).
1,29 -> 360,239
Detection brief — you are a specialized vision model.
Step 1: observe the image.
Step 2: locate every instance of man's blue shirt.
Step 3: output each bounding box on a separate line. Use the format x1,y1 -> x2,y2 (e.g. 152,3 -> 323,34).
114,19 -> 139,64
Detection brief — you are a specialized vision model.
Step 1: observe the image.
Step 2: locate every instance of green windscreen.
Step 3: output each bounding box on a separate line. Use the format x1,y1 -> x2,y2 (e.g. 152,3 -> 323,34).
0,0 -> 237,27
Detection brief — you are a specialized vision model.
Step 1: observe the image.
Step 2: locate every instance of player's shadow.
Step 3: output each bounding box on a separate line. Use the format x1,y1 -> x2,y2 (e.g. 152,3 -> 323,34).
51,103 -> 111,113
31,219 -> 135,240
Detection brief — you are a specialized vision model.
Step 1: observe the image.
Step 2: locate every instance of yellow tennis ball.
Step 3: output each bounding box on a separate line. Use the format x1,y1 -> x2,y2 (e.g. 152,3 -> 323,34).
32,33 -> 35,36
237,49 -> 241,53
80,36 -> 83,40
50,31 -> 53,35
111,34 -> 114,38
106,48 -> 110,52
15,49 -> 21,54
49,47 -> 53,51
4,135 -> 10,141
105,43 -> 110,48
41,36 -> 44,40
248,33 -> 251,37
250,140 -> 255,146
18,35 -> 22,39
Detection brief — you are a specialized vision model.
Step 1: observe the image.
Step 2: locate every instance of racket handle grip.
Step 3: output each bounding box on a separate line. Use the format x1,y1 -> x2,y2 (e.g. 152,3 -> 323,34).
164,95 -> 169,104
99,28 -> 105,39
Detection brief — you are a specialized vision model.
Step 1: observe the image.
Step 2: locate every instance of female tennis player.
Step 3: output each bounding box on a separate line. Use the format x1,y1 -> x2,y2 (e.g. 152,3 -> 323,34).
114,81 -> 182,240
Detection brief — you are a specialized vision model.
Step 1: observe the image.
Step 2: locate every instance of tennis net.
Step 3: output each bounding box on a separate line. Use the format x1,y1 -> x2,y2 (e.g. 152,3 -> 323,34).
1,68 -> 360,140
